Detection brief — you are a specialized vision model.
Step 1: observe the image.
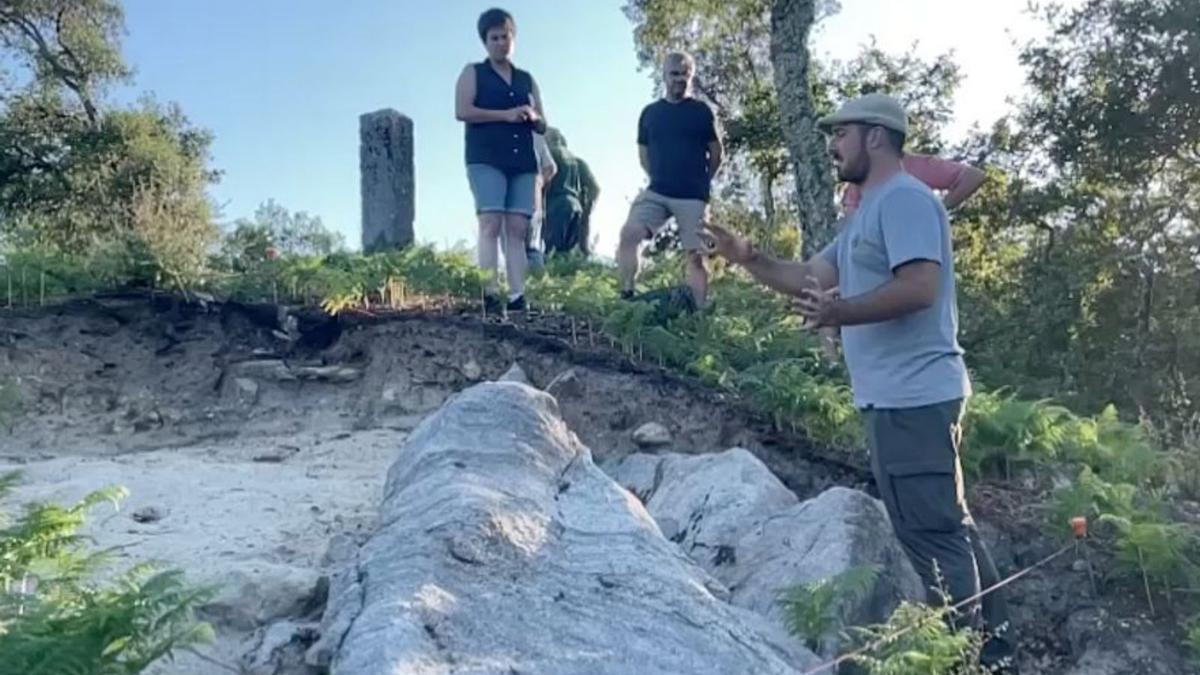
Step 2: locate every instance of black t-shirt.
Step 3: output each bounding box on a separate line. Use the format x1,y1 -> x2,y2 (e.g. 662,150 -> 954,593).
637,97 -> 718,201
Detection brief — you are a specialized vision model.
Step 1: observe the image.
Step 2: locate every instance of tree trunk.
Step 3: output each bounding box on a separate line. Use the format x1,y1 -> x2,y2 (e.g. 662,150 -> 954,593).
762,171 -> 777,229
769,0 -> 837,258
1132,259 -> 1156,411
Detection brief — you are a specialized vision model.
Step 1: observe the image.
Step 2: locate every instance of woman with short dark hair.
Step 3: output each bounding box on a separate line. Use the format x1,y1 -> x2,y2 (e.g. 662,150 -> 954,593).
454,7 -> 547,312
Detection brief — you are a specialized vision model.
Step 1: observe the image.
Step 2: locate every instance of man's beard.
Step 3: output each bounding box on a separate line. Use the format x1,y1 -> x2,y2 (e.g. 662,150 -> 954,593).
836,137 -> 870,184
837,155 -> 870,184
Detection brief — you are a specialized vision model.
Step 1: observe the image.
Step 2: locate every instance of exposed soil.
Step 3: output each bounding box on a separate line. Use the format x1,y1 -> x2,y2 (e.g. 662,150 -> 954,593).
0,294 -> 1188,674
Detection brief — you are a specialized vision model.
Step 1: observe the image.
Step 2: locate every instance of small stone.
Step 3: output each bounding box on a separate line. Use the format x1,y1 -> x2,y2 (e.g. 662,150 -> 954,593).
235,360 -> 297,382
242,619 -> 319,675
254,446 -> 300,463
294,366 -> 361,383
132,506 -> 167,523
545,368 -> 584,399
235,378 -> 260,405
1065,607 -> 1108,657
632,422 -> 672,447
1072,559 -> 1090,573
498,363 -> 529,385
381,387 -> 398,403
132,409 -> 163,432
461,359 -> 483,381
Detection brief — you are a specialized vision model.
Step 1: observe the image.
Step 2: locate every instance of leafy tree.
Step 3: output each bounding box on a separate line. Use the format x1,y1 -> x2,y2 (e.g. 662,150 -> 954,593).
769,0 -> 838,254
812,40 -> 962,155
248,199 -> 346,258
0,0 -> 129,126
623,0 -> 793,225
0,0 -> 219,285
623,0 -> 960,255
217,199 -> 346,272
955,0 -> 1200,432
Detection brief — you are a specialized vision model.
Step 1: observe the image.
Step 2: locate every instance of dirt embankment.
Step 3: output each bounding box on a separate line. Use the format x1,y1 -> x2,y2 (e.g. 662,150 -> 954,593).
0,295 -> 1186,674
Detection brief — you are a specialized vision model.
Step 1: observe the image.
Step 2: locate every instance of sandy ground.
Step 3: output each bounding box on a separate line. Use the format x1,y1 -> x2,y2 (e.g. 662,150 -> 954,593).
4,425 -> 415,673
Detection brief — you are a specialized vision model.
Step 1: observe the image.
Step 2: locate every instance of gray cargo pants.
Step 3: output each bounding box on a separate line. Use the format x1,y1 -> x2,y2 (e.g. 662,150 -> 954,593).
863,398 -> 1016,666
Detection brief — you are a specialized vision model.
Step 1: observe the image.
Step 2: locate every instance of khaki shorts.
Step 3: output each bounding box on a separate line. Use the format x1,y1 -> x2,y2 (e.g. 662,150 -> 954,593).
626,189 -> 709,251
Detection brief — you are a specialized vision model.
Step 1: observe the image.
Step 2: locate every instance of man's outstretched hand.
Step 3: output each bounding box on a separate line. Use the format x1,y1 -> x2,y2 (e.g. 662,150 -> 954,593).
698,221 -> 753,264
796,282 -> 841,329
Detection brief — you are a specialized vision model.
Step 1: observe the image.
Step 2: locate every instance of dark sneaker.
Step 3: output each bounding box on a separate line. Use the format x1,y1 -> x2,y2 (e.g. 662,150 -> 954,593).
981,635 -> 1019,674
620,289 -> 636,301
483,294 -> 502,314
626,285 -> 697,322
506,295 -> 527,312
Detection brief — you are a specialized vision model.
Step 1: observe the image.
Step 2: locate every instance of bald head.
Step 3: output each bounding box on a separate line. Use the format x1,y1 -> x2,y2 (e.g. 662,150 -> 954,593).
662,51 -> 695,101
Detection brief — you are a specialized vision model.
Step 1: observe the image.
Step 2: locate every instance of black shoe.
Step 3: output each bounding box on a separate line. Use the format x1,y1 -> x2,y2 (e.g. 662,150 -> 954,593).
981,635 -> 1019,674
620,289 -> 635,301
626,285 -> 697,321
506,295 -> 527,312
484,294 -> 502,314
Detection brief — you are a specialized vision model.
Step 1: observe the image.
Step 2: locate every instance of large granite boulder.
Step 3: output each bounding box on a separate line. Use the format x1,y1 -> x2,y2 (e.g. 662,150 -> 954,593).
310,382 -> 820,674
610,450 -> 924,656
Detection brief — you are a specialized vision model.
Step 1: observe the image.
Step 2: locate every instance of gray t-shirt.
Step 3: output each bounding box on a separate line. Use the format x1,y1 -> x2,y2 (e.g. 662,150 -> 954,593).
819,172 -> 971,409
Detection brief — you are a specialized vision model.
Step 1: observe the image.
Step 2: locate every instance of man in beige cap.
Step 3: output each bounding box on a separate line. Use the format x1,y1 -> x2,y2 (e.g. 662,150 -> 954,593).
701,92 -> 1017,672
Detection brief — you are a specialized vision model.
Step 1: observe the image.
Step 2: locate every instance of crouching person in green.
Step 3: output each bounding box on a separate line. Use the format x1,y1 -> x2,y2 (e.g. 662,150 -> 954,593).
541,128 -> 600,257
701,93 -> 1018,674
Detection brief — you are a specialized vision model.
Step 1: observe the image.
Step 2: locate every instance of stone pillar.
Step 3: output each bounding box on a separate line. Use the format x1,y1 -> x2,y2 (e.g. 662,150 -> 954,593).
360,109 -> 415,253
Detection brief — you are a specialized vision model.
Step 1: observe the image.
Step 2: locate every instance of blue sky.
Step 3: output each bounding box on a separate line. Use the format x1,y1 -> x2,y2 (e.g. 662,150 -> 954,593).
117,1 -> 1058,257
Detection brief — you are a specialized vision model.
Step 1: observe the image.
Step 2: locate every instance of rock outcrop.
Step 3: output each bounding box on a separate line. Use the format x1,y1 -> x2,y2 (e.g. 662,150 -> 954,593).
311,382 -> 820,674
610,450 -> 924,656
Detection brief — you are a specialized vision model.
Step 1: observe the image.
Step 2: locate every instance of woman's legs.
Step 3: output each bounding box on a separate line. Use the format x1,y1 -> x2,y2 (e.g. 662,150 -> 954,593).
501,172 -> 538,304
502,214 -> 529,300
477,212 -> 504,295
466,164 -> 509,298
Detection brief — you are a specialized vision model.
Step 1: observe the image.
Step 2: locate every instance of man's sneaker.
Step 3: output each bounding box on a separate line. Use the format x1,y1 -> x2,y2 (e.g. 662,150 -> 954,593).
483,294 -> 503,314
620,289 -> 635,301
506,295 -> 527,312
624,286 -> 697,322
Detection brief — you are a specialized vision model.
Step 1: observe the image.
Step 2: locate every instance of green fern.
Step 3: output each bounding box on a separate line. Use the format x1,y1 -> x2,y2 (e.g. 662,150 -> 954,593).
0,474 -> 214,675
1097,513 -> 1200,609
1185,615 -> 1200,668
962,390 -> 1073,479
846,601 -> 988,675
1053,466 -> 1200,611
778,564 -> 881,652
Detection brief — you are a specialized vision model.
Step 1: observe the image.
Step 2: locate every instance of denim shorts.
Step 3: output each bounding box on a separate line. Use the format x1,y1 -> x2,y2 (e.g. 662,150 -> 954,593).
467,164 -> 537,217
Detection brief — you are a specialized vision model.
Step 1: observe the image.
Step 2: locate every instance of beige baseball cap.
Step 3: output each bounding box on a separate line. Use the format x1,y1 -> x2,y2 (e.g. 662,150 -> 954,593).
818,92 -> 908,135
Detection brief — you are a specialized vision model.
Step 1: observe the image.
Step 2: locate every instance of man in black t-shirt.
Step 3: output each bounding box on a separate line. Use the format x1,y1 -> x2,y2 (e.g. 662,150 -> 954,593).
616,51 -> 723,309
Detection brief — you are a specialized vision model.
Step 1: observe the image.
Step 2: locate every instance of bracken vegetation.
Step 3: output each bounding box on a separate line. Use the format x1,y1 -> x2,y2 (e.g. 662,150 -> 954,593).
0,473 -> 213,675
3,0 -> 1199,671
